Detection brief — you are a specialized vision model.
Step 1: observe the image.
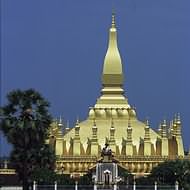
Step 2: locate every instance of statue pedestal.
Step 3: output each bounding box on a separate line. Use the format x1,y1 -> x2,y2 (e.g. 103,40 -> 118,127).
94,143 -> 120,189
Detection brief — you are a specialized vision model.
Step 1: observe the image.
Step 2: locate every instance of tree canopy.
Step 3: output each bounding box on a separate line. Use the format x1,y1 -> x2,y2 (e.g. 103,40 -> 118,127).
0,89 -> 55,190
150,159 -> 190,189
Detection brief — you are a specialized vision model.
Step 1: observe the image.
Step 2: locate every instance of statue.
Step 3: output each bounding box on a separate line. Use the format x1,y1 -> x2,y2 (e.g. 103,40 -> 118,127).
101,143 -> 113,160
95,143 -> 119,187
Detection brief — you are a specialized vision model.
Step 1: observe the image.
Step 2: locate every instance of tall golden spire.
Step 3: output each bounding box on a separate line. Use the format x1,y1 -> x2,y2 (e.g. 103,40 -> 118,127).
102,12 -> 123,87
95,13 -> 129,109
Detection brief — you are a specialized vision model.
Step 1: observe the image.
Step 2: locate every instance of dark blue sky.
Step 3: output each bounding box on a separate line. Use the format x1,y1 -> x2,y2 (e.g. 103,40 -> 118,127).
1,0 -> 190,156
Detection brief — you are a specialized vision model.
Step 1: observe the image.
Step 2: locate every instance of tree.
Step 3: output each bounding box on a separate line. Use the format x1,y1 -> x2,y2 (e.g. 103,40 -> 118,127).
78,172 -> 93,185
118,166 -> 133,185
150,159 -> 190,189
31,168 -> 56,185
0,89 -> 55,190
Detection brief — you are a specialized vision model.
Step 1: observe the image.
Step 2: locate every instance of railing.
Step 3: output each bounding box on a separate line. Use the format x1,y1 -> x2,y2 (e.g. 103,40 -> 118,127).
118,186 -> 175,190
36,185 -> 93,190
0,186 -> 177,190
0,182 -> 179,190
0,187 -> 22,190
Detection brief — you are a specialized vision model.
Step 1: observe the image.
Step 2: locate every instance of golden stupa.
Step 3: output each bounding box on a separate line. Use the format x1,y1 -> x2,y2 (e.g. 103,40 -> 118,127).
48,14 -> 184,176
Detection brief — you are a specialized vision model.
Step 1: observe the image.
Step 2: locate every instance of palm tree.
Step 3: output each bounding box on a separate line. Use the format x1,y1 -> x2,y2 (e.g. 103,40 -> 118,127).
0,89 -> 55,190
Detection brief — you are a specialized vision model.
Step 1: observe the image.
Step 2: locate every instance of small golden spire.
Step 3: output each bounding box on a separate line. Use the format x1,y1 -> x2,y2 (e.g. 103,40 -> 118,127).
144,119 -> 150,141
111,117 -> 114,128
177,113 -> 181,124
92,121 -> 98,140
110,119 -> 115,142
174,114 -> 177,124
163,119 -> 167,126
74,119 -> 80,138
161,119 -> 167,138
93,117 -> 96,126
66,120 -> 69,130
126,122 -> 132,143
145,118 -> 150,128
168,120 -> 173,134
170,120 -> 173,127
64,120 -> 70,134
76,116 -> 79,125
146,119 -> 149,126
54,118 -> 58,124
158,123 -> 162,135
128,118 -> 131,128
58,115 -> 63,127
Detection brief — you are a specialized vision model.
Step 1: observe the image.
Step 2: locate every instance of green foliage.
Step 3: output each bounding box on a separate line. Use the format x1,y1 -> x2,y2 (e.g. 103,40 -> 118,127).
149,159 -> 190,189
55,174 -> 75,185
127,160 -> 190,188
135,176 -> 154,185
31,168 -> 56,185
78,172 -> 93,185
31,168 -> 77,185
0,89 -> 55,190
118,166 -> 133,185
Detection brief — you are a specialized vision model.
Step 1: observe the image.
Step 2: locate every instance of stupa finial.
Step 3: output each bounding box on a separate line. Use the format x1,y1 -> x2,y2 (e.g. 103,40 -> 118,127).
58,115 -> 63,127
177,113 -> 181,123
112,11 -> 116,28
145,117 -> 150,128
66,120 -> 69,129
76,116 -> 79,125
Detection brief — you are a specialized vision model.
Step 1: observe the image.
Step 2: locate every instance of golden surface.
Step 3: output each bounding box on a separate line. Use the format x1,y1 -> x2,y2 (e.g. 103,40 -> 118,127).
0,169 -> 16,175
63,119 -> 160,154
102,13 -> 123,86
49,14 -> 185,175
